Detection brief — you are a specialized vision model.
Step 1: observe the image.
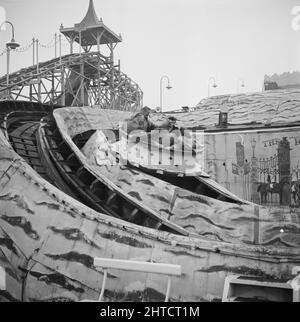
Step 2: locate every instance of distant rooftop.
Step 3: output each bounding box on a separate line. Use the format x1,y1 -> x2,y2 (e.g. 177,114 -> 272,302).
264,71 -> 300,91
167,88 -> 300,129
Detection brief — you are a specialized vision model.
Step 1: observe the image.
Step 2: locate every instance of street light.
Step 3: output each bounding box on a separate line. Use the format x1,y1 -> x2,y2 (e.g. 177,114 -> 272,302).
208,77 -> 217,98
0,21 -> 20,87
160,75 -> 172,112
237,78 -> 245,93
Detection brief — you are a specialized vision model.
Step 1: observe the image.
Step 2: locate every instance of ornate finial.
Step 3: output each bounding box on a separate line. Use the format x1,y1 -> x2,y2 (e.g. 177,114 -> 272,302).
80,0 -> 99,26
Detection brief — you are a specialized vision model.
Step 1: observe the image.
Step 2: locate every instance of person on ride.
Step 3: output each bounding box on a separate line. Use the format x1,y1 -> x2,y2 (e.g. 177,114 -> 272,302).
122,107 -> 178,134
148,112 -> 177,132
121,106 -> 152,134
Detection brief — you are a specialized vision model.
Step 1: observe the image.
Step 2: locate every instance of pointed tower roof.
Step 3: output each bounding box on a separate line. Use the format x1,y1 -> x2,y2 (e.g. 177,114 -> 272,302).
60,0 -> 122,49
79,0 -> 99,28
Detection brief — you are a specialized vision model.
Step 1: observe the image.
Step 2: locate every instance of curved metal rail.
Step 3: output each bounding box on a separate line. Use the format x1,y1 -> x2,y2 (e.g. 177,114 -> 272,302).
0,100 -> 189,237
38,116 -> 190,235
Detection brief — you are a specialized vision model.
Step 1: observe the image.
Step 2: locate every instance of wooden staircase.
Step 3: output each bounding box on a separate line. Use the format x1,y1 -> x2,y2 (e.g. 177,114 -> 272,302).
222,267 -> 300,302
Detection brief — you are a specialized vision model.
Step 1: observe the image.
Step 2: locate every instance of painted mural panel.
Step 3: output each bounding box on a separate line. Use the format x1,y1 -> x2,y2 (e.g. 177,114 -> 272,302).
204,127 -> 300,213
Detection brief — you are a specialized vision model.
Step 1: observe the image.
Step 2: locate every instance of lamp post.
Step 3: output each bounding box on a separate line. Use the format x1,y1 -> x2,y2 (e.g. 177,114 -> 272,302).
237,78 -> 245,93
0,21 -> 20,87
208,77 -> 217,98
160,75 -> 172,112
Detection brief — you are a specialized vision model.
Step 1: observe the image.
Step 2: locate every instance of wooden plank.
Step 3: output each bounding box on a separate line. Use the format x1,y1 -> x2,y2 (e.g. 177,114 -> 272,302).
94,258 -> 181,276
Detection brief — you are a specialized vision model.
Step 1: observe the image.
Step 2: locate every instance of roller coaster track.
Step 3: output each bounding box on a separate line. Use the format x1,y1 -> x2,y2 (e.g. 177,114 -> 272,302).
0,52 -> 143,111
0,101 -> 189,237
0,54 -> 74,92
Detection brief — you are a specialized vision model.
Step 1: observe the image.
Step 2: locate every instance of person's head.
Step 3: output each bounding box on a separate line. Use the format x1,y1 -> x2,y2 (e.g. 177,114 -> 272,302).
168,116 -> 177,130
140,106 -> 152,117
168,116 -> 177,122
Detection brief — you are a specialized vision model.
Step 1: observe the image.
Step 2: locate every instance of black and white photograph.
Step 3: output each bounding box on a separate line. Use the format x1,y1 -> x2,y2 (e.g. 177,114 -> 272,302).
0,0 -> 300,307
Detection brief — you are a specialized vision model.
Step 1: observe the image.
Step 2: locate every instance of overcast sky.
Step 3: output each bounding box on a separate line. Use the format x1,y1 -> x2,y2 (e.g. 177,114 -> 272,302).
0,0 -> 299,110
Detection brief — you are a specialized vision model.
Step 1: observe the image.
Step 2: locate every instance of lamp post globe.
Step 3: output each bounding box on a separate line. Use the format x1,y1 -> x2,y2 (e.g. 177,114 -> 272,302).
208,77 -> 217,98
6,39 -> 20,50
0,21 -> 20,88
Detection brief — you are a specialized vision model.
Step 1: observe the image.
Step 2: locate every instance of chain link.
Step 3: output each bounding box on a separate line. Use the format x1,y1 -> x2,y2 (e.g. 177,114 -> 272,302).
58,37 -> 70,48
0,48 -> 7,56
0,35 -> 69,57
0,42 -> 32,54
38,34 -> 57,48
1,34 -> 76,58
37,36 -> 69,52
14,42 -> 33,53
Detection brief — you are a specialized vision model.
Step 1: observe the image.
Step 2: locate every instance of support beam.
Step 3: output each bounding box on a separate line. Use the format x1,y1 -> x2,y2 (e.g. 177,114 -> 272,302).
70,38 -> 74,54
80,62 -> 85,106
0,52 -> 142,111
61,66 -> 65,106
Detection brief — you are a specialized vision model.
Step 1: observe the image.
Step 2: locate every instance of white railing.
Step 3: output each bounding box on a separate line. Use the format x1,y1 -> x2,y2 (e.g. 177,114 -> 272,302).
82,258 -> 181,302
0,266 -> 5,291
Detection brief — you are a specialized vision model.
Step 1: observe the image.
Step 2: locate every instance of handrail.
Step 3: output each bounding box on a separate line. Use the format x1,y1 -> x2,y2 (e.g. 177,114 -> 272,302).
290,266 -> 300,302
0,266 -> 5,291
92,258 -> 181,302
